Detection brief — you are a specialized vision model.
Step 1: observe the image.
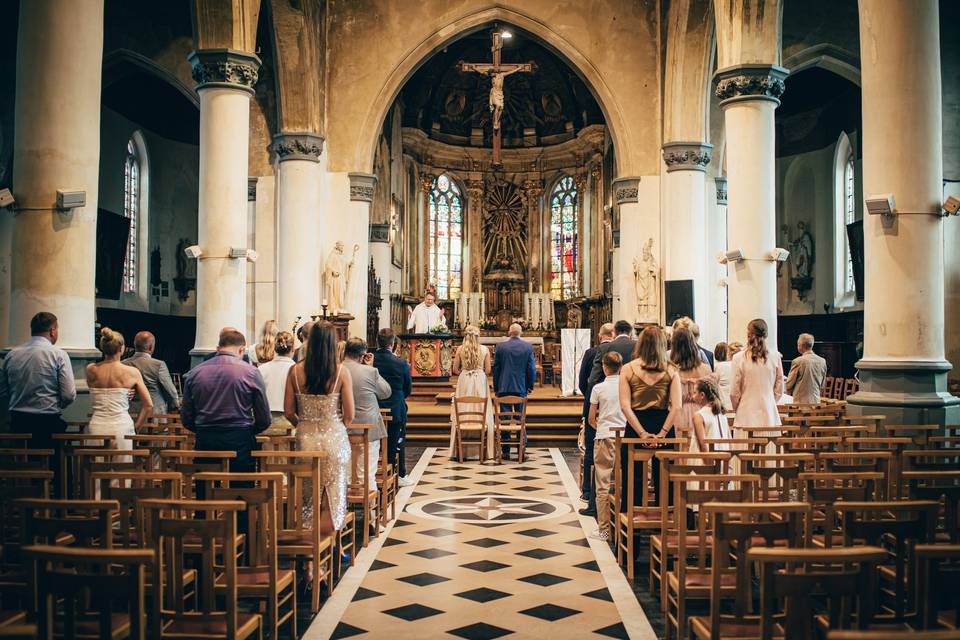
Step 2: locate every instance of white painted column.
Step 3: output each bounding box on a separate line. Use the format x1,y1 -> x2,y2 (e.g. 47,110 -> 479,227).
345,173 -> 377,336
612,176 -> 661,325
369,224 -> 391,330
188,49 -> 261,358
714,66 -> 788,348
848,0 -> 958,423
8,0 -> 103,354
273,132 -> 323,330
661,142 -> 712,341
709,177 -> 729,345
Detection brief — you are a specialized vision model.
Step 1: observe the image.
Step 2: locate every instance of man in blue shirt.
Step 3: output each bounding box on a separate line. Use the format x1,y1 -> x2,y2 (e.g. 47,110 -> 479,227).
0,312 -> 76,452
181,328 -> 271,474
492,324 -> 536,460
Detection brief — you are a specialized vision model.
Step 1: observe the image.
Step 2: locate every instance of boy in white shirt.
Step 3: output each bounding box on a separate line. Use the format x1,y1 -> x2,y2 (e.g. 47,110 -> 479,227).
588,351 -> 626,541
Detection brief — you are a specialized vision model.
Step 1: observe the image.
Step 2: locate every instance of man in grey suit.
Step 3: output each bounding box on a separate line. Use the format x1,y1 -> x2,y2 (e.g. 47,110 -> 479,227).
587,320 -> 636,388
341,337 -> 391,486
785,333 -> 827,403
123,331 -> 180,414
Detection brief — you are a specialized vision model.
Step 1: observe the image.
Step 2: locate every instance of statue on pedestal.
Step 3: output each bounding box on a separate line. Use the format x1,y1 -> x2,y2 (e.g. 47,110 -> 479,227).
324,241 -> 358,316
633,237 -> 659,323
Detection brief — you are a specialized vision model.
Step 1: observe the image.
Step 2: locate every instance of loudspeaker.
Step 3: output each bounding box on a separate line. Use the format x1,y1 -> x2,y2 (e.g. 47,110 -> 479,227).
96,209 -> 131,300
846,219 -> 864,302
665,279 -> 695,324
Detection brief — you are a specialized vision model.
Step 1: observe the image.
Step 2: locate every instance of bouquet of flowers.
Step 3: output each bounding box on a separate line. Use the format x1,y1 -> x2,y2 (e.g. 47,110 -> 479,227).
430,323 -> 450,335
480,319 -> 497,330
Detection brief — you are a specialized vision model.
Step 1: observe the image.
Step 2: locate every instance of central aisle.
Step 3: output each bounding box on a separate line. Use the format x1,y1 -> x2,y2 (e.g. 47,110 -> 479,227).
307,448 -> 656,639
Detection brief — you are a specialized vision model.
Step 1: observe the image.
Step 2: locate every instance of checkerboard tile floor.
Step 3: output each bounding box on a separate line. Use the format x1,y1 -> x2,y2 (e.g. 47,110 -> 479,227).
325,449 -> 634,639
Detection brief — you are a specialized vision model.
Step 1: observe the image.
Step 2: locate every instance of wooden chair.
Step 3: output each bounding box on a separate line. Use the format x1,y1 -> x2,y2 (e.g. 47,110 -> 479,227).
124,435 -> 188,469
614,436 -> 687,580
664,473 -> 759,640
197,472 -> 296,640
847,437 -> 915,499
751,546 -> 888,639
92,472 -> 183,548
159,450 -> 234,499
704,437 -> 768,473
843,378 -> 860,399
0,449 -> 53,472
376,436 -> 397,527
690,502 -> 811,640
741,453 -> 816,502
835,501 -> 939,624
18,499 -> 117,550
452,395 -> 488,463
73,449 -> 150,499
251,451 -> 335,613
23,545 -> 151,640
828,631 -> 960,640
884,425 -> 940,447
776,435 -> 843,455
823,376 -> 836,400
0,472 -> 52,620
50,434 -> 116,498
800,471 -> 886,546
819,451 -> 893,477
650,451 -> 730,605
0,435 -> 31,449
904,470 -> 960,543
493,396 -> 527,463
348,425 -> 380,549
915,544 -> 960,630
142,499 -> 262,640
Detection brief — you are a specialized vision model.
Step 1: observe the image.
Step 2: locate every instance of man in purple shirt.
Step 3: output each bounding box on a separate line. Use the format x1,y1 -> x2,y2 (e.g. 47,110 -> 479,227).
180,327 -> 271,473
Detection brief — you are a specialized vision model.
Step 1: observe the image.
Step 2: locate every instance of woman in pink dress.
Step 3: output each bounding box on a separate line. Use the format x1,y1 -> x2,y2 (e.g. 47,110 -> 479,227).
730,319 -> 783,451
669,327 -> 714,450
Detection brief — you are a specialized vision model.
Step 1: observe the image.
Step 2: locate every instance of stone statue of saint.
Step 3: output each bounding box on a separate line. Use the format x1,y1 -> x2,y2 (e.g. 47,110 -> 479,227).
633,238 -> 659,322
324,241 -> 357,315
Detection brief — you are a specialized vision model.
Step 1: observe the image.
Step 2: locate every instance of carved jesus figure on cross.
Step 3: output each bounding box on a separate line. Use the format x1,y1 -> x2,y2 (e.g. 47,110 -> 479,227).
458,28 -> 535,166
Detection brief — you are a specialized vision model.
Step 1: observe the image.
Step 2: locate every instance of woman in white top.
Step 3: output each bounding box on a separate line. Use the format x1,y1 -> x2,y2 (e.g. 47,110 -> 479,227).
248,319 -> 279,365
713,342 -> 733,413
731,319 -> 783,453
449,325 -> 494,460
258,330 -> 296,423
86,327 -> 153,449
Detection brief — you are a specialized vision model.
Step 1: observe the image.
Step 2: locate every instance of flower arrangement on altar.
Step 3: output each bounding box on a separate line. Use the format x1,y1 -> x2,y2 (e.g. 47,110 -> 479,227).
429,323 -> 451,335
480,319 -> 498,330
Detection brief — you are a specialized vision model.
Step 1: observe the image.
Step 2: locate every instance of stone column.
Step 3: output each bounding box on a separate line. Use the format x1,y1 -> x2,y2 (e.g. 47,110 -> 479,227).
465,179 -> 485,293
710,176 -> 729,344
661,141 -> 712,339
847,0 -> 959,423
612,176 -> 658,324
346,173 -> 377,335
521,178 -> 544,292
369,223 -> 391,330
714,65 -> 788,348
8,0 -> 104,364
416,173 -> 434,294
272,132 -> 323,330
188,48 -> 261,358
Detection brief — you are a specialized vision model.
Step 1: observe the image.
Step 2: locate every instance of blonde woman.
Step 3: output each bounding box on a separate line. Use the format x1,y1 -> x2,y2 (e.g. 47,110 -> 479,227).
249,319 -> 279,365
86,327 -> 153,449
449,325 -> 494,460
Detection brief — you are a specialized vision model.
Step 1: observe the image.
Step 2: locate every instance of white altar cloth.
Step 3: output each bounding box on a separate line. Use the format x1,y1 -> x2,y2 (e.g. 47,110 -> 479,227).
561,328 -> 591,397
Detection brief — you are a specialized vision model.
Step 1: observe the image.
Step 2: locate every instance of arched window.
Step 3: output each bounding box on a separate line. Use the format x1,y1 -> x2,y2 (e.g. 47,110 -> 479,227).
428,174 -> 463,299
834,133 -> 856,303
123,138 -> 141,293
550,175 -> 579,299
843,153 -> 856,293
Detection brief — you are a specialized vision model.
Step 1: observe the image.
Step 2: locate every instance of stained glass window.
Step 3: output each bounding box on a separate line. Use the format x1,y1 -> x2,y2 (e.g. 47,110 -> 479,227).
550,175 -> 579,299
428,174 -> 463,299
843,154 -> 855,293
122,138 -> 140,293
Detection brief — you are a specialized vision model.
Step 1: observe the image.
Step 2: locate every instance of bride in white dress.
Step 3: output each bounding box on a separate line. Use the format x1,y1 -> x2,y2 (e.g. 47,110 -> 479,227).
86,327 -> 153,452
449,325 -> 495,460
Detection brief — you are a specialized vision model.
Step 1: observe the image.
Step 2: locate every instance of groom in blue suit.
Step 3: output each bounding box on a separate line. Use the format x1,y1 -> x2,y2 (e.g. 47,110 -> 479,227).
492,324 -> 537,459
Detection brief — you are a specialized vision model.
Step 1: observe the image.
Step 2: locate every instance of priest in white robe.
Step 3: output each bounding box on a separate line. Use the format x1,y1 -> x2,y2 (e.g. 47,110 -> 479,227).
407,291 -> 445,334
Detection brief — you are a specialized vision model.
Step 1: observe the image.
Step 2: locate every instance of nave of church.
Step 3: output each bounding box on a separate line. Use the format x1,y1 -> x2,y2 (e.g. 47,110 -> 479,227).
1,0 -> 960,638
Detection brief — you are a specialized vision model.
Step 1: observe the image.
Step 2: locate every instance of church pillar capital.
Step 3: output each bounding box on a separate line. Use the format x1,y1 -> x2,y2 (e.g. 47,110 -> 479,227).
661,141 -> 713,173
271,131 -> 324,162
714,176 -> 728,205
188,48 -> 261,94
611,176 -> 641,205
714,64 -> 789,107
348,172 -> 378,202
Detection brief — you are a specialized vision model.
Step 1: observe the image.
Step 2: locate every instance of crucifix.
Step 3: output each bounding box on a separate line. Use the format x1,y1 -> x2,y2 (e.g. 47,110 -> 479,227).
458,28 -> 535,167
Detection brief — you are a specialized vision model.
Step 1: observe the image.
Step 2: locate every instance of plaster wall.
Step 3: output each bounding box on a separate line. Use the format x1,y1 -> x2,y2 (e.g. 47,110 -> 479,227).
614,177 -> 661,324
323,0 -> 661,177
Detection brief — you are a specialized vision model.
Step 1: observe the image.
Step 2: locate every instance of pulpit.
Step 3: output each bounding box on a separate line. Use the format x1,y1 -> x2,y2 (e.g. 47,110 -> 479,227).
399,334 -> 456,380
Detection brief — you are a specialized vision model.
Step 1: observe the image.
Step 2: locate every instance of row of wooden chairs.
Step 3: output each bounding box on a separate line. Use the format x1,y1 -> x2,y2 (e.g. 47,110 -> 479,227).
451,394 -> 528,463
823,376 -> 860,400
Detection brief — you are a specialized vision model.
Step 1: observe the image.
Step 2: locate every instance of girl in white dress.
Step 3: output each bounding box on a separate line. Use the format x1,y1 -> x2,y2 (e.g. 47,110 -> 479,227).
690,377 -> 730,454
86,327 -> 153,449
449,325 -> 495,460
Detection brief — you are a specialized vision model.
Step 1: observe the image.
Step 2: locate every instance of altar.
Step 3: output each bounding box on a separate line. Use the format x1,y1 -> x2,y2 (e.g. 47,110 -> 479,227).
398,334 -> 456,380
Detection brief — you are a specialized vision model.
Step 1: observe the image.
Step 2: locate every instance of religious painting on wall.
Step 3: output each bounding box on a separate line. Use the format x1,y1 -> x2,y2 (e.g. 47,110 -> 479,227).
391,195 -> 404,268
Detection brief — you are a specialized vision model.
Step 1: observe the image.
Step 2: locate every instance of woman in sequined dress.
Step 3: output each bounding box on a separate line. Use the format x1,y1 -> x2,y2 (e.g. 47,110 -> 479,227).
284,321 -> 354,581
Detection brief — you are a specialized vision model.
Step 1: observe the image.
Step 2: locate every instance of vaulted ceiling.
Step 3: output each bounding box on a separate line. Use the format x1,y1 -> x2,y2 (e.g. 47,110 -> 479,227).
399,28 -> 605,149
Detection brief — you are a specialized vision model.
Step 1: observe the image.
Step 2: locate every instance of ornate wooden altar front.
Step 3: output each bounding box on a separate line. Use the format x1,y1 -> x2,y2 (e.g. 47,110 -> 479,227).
398,334 -> 457,380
